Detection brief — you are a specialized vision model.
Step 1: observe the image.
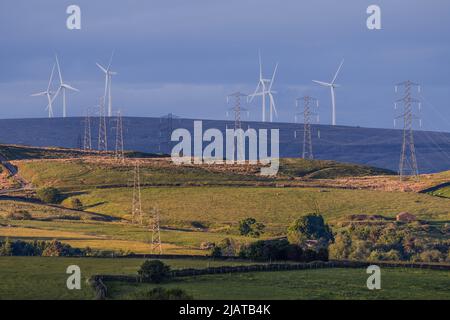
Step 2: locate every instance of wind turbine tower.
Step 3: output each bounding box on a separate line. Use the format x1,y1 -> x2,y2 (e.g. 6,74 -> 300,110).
54,55 -> 79,118
249,53 -> 278,122
31,64 -> 56,118
97,51 -> 117,117
312,59 -> 344,126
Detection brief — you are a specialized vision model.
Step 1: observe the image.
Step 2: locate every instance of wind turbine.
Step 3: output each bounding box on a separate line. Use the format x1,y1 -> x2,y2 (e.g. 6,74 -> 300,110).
31,64 -> 56,118
249,53 -> 278,122
96,51 -> 117,117
312,59 -> 344,126
53,55 -> 79,118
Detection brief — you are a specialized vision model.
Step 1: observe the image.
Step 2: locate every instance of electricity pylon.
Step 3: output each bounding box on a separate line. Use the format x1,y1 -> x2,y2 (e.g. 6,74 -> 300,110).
83,108 -> 92,151
98,97 -> 108,152
150,207 -> 162,254
159,113 -> 180,154
114,110 -> 125,162
227,92 -> 248,130
131,162 -> 143,224
295,96 -> 319,159
395,81 -> 422,180
227,92 -> 249,162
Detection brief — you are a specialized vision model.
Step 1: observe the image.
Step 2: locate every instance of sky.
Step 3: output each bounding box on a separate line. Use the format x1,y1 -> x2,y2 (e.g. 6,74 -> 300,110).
0,0 -> 449,131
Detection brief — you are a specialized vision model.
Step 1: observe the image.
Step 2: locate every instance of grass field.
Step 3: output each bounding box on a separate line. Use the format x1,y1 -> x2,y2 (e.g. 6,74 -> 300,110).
72,186 -> 450,229
0,257 -> 448,300
109,268 -> 450,300
0,256 -> 262,300
430,186 -> 450,199
13,157 -> 397,191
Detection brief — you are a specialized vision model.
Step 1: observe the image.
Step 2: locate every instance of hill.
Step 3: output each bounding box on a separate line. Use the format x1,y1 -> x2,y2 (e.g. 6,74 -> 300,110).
0,117 -> 450,173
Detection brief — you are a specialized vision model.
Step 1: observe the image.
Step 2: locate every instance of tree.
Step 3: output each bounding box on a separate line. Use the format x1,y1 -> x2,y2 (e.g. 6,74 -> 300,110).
209,246 -> 222,258
138,260 -> 171,283
70,198 -> 83,210
287,214 -> 334,248
0,238 -> 13,256
36,187 -> 61,204
238,217 -> 266,238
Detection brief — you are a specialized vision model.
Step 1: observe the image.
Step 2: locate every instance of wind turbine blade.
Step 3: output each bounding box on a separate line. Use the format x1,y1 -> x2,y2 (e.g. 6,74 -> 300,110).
312,80 -> 332,87
55,54 -> 63,84
96,63 -> 108,74
258,50 -> 262,79
249,83 -> 261,102
47,64 -> 56,91
269,63 -> 278,91
331,59 -> 344,84
107,50 -> 115,70
31,91 -> 47,97
63,84 -> 80,92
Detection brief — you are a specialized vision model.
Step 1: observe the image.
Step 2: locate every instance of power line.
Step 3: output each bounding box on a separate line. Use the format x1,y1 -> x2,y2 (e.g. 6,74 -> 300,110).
395,80 -> 421,180
295,96 -> 319,159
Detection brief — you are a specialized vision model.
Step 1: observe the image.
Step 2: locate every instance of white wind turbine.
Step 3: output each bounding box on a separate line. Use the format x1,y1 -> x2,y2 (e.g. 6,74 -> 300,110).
96,51 -> 117,117
31,64 -> 56,118
249,53 -> 279,122
312,59 -> 344,126
53,55 -> 79,118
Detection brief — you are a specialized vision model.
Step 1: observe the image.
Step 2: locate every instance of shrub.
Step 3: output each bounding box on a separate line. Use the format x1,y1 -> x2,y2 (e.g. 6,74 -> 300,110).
239,239 -> 327,262
419,250 -> 444,263
0,238 -> 13,256
69,198 -> 83,210
238,217 -> 266,238
209,246 -> 222,258
218,238 -> 237,257
5,210 -> 32,220
36,187 -> 61,204
138,260 -> 171,283
287,214 -> 334,248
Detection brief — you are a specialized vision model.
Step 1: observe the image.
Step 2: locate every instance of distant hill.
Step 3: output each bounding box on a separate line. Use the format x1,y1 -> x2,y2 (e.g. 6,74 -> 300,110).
0,117 -> 449,173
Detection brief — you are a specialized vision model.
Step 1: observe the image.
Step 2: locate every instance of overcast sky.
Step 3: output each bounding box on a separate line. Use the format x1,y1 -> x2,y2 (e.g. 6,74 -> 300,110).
0,0 -> 449,131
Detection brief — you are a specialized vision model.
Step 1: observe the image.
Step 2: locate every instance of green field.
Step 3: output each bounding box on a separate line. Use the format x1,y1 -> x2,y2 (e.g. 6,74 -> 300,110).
14,157 -> 396,192
108,268 -> 450,300
430,186 -> 450,199
0,256 -> 265,300
1,256 -> 448,300
72,186 -> 450,229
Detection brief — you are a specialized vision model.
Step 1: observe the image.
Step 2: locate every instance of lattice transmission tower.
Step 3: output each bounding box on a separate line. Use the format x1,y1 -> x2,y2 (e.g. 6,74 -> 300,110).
83,108 -> 92,151
150,207 -> 162,254
159,113 -> 180,154
131,162 -> 143,224
226,92 -> 248,130
226,92 -> 250,162
97,97 -> 108,152
295,96 -> 319,159
114,110 -> 125,162
395,81 -> 422,180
